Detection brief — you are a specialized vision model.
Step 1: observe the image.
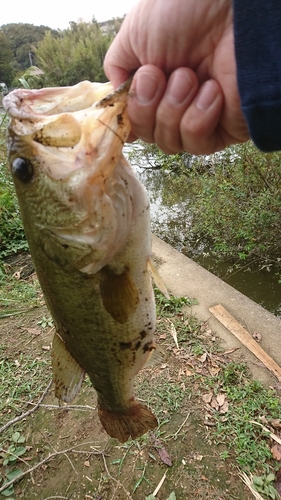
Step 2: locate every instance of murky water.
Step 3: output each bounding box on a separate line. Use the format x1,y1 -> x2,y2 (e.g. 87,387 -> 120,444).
125,145 -> 281,318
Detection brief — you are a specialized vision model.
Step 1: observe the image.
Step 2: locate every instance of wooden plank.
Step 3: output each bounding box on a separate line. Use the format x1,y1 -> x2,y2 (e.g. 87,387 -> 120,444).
209,304 -> 281,382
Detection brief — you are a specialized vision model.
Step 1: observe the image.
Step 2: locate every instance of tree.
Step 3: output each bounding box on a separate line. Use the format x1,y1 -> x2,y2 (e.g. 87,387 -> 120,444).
35,21 -> 113,86
1,23 -> 57,72
0,31 -> 14,85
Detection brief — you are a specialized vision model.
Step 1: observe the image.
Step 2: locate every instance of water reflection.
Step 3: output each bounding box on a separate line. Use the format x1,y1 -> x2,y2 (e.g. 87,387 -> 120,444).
125,145 -> 281,318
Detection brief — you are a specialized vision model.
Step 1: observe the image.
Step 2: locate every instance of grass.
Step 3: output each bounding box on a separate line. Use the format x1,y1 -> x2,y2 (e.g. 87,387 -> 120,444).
0,272 -> 280,497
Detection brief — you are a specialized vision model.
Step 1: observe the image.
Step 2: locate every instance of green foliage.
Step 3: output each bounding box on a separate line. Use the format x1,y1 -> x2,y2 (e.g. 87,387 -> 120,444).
0,432 -> 26,496
0,159 -> 28,263
209,365 -> 281,472
132,141 -> 281,278
1,23 -> 56,74
0,32 -> 15,85
35,21 -> 113,86
253,474 -> 280,500
154,288 -> 197,316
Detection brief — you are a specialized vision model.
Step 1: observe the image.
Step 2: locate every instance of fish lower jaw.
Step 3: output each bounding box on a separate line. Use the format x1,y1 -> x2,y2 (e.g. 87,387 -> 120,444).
98,401 -> 158,443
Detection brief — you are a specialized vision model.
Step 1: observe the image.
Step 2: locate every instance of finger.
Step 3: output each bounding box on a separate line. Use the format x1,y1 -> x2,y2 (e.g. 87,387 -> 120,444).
154,68 -> 199,154
179,79 -> 224,155
127,65 -> 167,143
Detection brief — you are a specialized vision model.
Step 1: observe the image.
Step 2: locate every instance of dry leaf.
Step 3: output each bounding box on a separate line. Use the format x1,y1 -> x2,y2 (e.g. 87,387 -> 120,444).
42,345 -> 51,351
202,393 -> 213,404
216,394 -> 226,407
84,460 -> 90,467
270,419 -> 281,430
198,353 -> 207,363
210,398 -> 219,410
271,443 -> 281,460
26,328 -> 41,336
219,401 -> 229,414
209,366 -> 221,376
157,447 -> 172,467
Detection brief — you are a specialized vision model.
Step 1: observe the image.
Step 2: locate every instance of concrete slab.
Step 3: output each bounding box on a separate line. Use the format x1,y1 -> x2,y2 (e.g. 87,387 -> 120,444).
152,235 -> 281,386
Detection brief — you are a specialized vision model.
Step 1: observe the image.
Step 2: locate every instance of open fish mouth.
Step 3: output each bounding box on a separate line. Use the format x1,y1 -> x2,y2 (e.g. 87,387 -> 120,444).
4,80 -> 132,180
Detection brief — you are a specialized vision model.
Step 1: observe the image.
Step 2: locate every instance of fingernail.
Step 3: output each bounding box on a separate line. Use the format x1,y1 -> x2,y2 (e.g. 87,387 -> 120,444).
135,71 -> 159,104
196,80 -> 218,110
166,70 -> 193,105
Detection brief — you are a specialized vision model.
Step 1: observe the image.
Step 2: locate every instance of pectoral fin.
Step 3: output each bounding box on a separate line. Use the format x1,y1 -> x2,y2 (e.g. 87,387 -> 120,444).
100,266 -> 139,324
52,332 -> 85,402
147,257 -> 170,299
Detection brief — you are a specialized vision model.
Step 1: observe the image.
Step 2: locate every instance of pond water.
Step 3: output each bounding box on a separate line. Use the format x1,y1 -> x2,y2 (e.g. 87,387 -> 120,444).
125,145 -> 281,318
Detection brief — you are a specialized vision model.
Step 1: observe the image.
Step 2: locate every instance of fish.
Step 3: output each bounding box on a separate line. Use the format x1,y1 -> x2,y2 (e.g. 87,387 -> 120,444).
3,80 -> 168,443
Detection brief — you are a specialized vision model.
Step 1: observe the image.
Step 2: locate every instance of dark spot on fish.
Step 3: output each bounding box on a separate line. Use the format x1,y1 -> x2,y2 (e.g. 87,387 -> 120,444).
132,352 -> 136,363
117,114 -> 123,125
62,244 -> 69,249
11,158 -> 33,183
135,341 -> 141,351
109,103 -> 114,107
145,297 -> 148,302
143,341 -> 155,353
139,330 -> 147,339
119,341 -> 132,350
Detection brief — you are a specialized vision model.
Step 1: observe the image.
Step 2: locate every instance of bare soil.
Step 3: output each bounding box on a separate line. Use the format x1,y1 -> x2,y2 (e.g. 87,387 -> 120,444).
0,254 -> 254,499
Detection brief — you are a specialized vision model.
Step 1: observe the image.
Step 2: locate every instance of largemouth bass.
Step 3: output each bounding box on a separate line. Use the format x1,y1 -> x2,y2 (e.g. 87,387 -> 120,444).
3,80 -> 166,442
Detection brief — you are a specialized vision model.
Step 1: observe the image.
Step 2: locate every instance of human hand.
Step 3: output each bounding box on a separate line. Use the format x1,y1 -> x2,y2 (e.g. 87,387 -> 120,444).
104,0 -> 250,155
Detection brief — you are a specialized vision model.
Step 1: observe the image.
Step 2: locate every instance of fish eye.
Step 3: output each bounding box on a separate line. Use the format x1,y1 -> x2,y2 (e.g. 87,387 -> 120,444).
11,158 -> 34,183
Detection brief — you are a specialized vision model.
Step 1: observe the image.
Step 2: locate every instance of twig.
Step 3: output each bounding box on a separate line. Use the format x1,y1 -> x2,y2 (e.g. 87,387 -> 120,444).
102,454 -> 133,500
0,442 -> 106,494
24,402 -> 96,412
173,412 -> 190,439
0,380 -> 52,434
152,470 -> 168,497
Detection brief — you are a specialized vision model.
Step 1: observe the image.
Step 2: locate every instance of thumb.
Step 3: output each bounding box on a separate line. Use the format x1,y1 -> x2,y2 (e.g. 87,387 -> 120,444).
104,30 -> 141,88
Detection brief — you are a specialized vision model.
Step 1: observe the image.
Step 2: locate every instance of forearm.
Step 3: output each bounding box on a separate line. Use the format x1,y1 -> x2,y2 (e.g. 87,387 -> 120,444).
233,0 -> 281,151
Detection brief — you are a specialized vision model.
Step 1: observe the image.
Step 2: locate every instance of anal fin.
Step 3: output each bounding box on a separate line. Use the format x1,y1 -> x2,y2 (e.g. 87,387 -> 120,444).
98,401 -> 158,443
52,332 -> 85,402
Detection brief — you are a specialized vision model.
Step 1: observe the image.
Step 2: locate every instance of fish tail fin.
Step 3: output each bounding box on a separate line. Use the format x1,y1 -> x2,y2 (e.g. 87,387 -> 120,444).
98,402 -> 158,443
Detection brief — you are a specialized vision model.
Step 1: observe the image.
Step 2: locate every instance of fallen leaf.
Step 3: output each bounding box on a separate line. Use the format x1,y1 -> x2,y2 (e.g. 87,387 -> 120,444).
198,353 -> 207,363
219,401 -> 229,414
270,419 -> 281,430
157,447 -> 172,467
202,393 -> 213,404
271,443 -> 281,460
25,328 -> 41,336
216,394 -> 226,407
84,460 -> 90,467
209,366 -> 221,376
42,345 -> 51,351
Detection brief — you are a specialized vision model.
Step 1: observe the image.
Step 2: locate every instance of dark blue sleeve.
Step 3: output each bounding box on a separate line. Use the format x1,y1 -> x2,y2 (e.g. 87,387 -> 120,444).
233,1 -> 281,151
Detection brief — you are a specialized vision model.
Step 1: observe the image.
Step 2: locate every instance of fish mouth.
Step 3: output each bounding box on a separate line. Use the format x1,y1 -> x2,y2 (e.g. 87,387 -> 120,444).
4,80 -> 132,180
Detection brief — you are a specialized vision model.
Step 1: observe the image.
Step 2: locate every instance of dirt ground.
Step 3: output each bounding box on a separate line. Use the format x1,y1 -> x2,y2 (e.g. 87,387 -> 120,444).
0,254 -> 262,499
